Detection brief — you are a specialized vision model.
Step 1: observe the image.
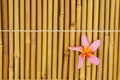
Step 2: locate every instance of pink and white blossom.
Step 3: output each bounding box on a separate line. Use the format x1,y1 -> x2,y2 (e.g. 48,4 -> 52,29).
68,34 -> 101,69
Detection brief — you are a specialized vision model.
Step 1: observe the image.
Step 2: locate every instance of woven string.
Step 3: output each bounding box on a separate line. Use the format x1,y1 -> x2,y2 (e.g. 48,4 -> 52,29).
0,30 -> 119,32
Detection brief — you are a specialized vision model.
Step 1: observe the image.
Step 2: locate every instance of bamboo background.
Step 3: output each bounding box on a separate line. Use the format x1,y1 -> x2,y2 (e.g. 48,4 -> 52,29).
0,0 -> 120,80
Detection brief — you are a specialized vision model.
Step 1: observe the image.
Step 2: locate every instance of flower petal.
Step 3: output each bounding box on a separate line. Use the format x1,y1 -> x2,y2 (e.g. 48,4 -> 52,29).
68,46 -> 83,52
82,34 -> 90,47
89,40 -> 101,52
87,55 -> 100,65
78,54 -> 85,69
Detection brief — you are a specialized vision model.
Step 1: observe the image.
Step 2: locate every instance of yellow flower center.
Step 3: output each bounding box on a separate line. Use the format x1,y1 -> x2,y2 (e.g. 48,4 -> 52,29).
81,47 -> 92,57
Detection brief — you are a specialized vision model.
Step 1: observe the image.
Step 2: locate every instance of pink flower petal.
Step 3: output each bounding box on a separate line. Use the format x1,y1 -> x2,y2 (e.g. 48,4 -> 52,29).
87,55 -> 100,65
68,46 -> 83,52
78,54 -> 85,69
89,40 -> 101,52
82,34 -> 90,47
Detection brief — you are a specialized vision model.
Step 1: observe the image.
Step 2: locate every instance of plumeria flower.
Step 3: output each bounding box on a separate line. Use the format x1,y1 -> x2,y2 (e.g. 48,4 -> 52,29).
68,34 -> 101,69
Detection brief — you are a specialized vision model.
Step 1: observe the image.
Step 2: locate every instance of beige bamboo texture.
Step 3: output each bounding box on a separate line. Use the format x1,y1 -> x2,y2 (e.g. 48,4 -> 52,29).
1,0 -> 9,80
0,0 -> 120,80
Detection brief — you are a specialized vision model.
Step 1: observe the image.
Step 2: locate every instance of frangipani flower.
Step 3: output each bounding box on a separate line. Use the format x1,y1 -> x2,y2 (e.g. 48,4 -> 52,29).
68,34 -> 101,69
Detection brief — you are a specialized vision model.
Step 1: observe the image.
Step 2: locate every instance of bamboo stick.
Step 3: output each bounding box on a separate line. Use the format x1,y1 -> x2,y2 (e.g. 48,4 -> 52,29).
118,29 -> 120,80
36,0 -> 42,79
47,0 -> 53,79
14,0 -> 20,79
92,0 -> 99,80
63,0 -> 70,79
52,0 -> 58,79
113,0 -> 119,80
25,0 -> 30,79
103,0 -> 110,80
58,0 -> 64,79
8,0 -> 14,79
0,0 -> 2,79
31,0 -> 36,79
97,0 -> 105,79
69,0 -> 76,79
42,0 -> 47,78
1,0 -> 9,79
75,0 -> 81,79
117,3 -> 120,80
80,0 -> 87,79
86,0 -> 93,80
108,0 -> 115,80
20,0 -> 25,79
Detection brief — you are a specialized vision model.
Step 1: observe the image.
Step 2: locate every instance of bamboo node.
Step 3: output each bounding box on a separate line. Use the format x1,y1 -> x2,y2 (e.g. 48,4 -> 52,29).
9,67 -> 14,75
77,3 -> 81,6
59,13 -> 64,16
110,41 -> 114,45
70,22 -> 76,27
9,67 -> 13,71
70,26 -> 76,30
105,33 -> 109,36
86,63 -> 91,67
1,25 -> 8,28
64,54 -> 69,57
64,51 -> 69,56
14,53 -> 20,59
42,74 -> 47,79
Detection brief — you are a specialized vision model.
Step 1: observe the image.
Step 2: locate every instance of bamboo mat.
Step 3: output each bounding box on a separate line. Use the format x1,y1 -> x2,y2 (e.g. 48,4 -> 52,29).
0,0 -> 120,80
